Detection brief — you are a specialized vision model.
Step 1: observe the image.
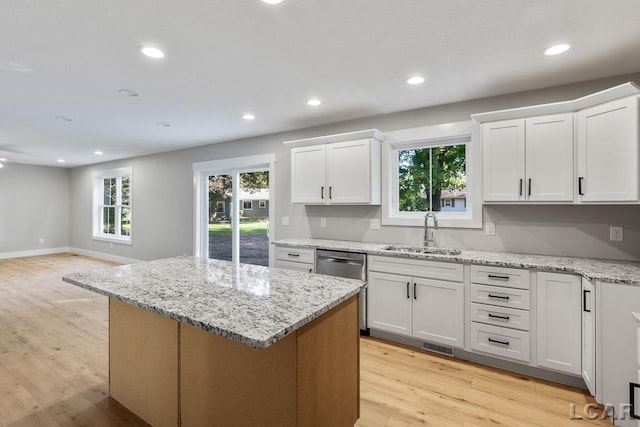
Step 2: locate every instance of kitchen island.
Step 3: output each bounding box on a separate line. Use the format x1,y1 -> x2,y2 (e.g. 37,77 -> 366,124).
63,256 -> 364,427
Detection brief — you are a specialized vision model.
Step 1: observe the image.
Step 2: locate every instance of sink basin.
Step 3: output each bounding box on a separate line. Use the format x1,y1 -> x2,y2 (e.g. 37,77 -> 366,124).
382,245 -> 461,256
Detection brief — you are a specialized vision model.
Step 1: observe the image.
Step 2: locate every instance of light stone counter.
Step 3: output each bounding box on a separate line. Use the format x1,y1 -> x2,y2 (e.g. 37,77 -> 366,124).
63,256 -> 364,349
273,237 -> 640,286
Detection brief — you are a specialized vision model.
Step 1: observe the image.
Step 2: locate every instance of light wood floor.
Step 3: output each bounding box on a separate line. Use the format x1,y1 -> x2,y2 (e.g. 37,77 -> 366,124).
0,254 -> 609,427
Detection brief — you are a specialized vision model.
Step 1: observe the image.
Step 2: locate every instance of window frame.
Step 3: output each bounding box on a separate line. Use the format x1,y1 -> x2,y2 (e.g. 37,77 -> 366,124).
381,121 -> 482,229
258,200 -> 267,209
216,201 -> 225,213
92,167 -> 133,244
242,200 -> 253,210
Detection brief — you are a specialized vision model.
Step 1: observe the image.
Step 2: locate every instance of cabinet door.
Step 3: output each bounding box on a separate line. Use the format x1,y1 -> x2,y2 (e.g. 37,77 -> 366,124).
368,271 -> 412,337
577,97 -> 639,202
326,139 -> 373,204
412,278 -> 464,348
581,278 -> 596,397
525,114 -> 574,201
536,272 -> 581,375
482,119 -> 526,201
291,145 -> 327,204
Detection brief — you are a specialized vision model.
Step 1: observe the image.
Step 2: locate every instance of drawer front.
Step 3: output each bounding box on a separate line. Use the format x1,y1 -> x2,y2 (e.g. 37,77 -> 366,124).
274,259 -> 315,274
470,322 -> 531,363
275,246 -> 315,264
470,303 -> 530,331
368,255 -> 463,282
470,265 -> 529,289
470,284 -> 530,310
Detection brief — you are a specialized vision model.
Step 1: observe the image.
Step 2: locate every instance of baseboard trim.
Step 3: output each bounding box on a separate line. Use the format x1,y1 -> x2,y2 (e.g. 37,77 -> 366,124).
0,247 -> 71,260
69,247 -> 142,265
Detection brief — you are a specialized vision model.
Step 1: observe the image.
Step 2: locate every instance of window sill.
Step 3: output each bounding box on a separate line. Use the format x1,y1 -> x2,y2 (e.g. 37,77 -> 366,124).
382,212 -> 482,229
92,235 -> 133,245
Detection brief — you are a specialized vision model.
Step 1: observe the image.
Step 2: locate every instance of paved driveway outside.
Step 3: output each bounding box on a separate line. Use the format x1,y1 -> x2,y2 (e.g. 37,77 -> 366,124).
208,234 -> 269,266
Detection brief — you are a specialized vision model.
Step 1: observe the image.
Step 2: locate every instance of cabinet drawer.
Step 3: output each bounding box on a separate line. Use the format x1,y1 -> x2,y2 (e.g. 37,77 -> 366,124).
274,259 -> 314,274
470,284 -> 530,310
470,322 -> 531,363
470,303 -> 530,331
470,265 -> 529,289
368,255 -> 463,282
275,247 -> 315,264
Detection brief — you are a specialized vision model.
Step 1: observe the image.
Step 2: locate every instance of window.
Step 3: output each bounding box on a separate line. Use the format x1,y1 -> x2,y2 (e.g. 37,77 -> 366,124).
216,201 -> 225,213
92,167 -> 132,244
258,200 -> 267,208
382,121 -> 481,228
242,200 -> 253,210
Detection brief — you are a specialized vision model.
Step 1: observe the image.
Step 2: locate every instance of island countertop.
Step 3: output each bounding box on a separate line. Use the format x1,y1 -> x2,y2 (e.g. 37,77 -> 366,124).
63,256 -> 364,349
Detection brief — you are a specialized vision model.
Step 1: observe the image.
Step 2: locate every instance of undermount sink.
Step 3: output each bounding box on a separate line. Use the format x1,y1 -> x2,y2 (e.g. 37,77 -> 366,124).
382,245 -> 462,256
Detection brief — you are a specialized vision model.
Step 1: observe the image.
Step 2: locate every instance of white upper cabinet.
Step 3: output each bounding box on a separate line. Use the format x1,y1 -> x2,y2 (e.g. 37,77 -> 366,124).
482,119 -> 525,201
482,114 -> 573,202
525,114 -> 574,201
576,97 -> 639,202
473,82 -> 640,205
290,145 -> 327,204
285,130 -> 383,205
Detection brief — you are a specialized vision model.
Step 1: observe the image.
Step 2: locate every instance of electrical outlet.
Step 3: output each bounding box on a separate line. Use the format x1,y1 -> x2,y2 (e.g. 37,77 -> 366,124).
320,218 -> 326,228
485,222 -> 496,236
369,218 -> 380,229
38,237 -> 44,244
281,216 -> 289,226
610,226 -> 623,241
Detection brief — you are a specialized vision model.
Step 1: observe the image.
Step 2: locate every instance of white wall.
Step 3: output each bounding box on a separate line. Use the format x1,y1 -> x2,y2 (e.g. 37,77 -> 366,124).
68,71 -> 640,262
0,163 -> 70,255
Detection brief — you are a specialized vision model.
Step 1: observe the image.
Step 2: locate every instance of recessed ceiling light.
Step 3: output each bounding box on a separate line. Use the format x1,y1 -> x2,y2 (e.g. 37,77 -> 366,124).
544,43 -> 571,56
140,46 -> 165,59
262,0 -> 284,4
94,150 -> 103,155
118,89 -> 139,97
156,122 -> 171,127
406,76 -> 425,85
242,114 -> 255,120
55,115 -> 72,122
57,159 -> 65,163
307,99 -> 321,106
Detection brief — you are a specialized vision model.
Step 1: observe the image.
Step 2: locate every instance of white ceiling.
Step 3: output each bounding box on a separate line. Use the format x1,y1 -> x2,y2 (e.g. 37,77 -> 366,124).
2,0 -> 640,167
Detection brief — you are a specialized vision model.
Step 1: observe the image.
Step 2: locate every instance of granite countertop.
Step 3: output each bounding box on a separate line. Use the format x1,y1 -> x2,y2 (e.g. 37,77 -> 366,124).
63,256 -> 364,349
273,238 -> 640,286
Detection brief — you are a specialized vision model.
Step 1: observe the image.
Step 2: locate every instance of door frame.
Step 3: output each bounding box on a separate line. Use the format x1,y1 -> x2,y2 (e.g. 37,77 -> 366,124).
193,154 -> 276,266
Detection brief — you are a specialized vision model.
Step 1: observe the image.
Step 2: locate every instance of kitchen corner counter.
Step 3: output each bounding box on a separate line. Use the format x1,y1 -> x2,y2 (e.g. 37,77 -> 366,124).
272,238 -> 640,286
63,256 -> 363,349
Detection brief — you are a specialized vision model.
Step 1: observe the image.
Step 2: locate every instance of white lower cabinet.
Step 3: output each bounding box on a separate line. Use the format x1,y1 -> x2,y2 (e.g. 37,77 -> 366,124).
368,256 -> 464,348
274,247 -> 315,273
470,322 -> 530,362
582,278 -> 596,396
536,272 -> 581,375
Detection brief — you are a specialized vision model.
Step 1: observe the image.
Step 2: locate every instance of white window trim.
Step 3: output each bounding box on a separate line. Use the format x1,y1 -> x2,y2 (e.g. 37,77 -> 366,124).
382,121 -> 482,229
258,200 -> 267,208
242,200 -> 253,210
92,166 -> 133,245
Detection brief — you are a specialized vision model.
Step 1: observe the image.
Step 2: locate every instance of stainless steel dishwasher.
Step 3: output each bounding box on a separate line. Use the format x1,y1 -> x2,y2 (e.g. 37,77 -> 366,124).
315,249 -> 368,335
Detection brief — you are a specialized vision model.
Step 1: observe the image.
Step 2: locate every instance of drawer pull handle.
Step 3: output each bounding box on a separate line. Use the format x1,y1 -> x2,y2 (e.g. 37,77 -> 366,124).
488,313 -> 510,321
488,274 -> 510,281
488,337 -> 510,346
321,186 -> 325,199
630,382 -> 640,419
406,282 -> 410,299
583,289 -> 591,313
487,293 -> 510,300
287,253 -> 300,257
414,282 -> 417,300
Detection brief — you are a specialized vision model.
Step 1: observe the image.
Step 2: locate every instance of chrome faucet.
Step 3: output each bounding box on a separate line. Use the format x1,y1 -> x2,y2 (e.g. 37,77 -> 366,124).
424,211 -> 438,247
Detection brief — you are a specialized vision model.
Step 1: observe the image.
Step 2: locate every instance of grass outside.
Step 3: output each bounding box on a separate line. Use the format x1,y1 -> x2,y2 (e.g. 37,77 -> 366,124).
208,220 -> 268,236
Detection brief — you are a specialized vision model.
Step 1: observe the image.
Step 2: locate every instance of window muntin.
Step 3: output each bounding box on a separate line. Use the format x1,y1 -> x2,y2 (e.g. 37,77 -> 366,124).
92,167 -> 132,244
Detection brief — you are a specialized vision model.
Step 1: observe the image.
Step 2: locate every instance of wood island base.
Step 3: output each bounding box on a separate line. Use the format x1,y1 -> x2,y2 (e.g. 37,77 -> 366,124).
109,296 -> 359,427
